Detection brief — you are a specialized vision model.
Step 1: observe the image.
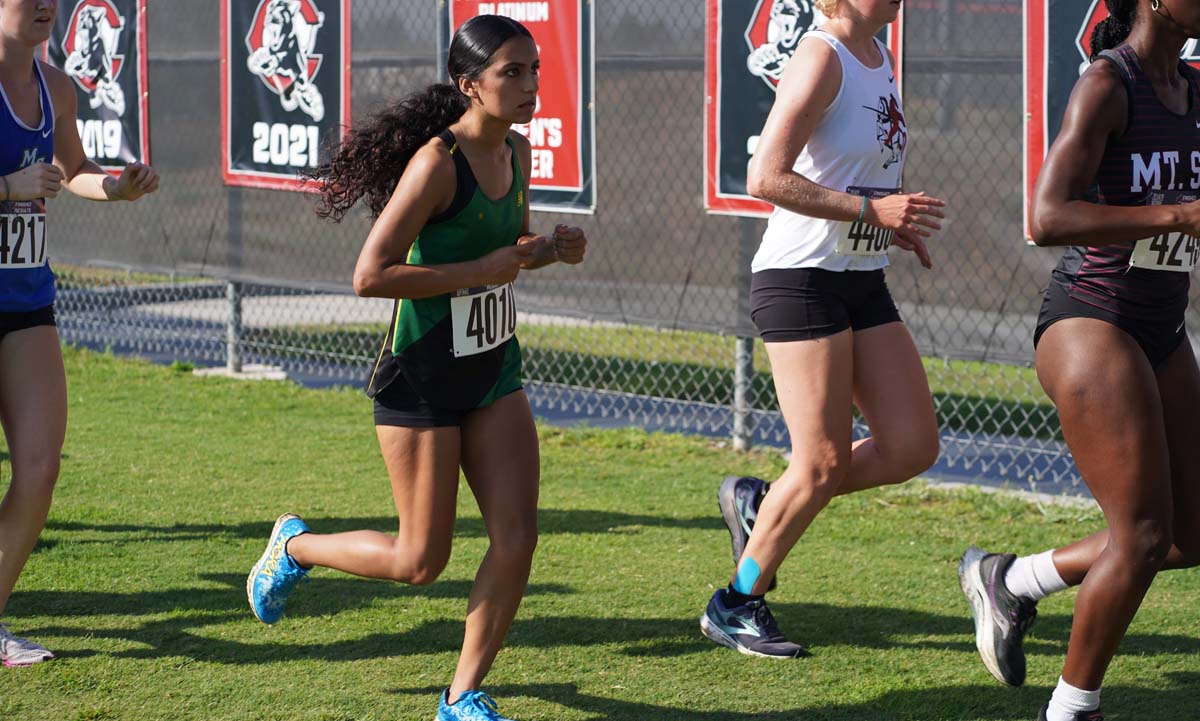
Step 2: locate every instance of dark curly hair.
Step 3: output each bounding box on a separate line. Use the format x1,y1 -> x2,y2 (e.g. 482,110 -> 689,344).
311,15 -> 533,221
1090,0 -> 1137,60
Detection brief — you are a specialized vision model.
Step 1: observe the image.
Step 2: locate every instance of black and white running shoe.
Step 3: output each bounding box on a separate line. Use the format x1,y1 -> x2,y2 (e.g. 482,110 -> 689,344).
1037,703 -> 1104,721
958,546 -> 1038,686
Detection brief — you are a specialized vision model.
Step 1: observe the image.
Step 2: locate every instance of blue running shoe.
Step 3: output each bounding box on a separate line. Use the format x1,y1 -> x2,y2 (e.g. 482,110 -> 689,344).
247,513 -> 311,624
437,689 -> 518,721
699,589 -> 808,659
717,475 -> 776,591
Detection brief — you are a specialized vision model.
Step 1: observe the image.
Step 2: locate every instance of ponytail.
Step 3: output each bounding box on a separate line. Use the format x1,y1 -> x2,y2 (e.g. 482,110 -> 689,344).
310,84 -> 466,221
1089,0 -> 1137,60
312,14 -> 532,221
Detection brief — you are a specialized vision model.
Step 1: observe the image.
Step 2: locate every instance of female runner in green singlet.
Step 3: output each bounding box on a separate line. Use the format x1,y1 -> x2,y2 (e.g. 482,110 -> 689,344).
246,15 -> 587,721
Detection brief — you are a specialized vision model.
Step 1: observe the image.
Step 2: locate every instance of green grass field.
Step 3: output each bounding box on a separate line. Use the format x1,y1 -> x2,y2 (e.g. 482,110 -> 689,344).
0,348 -> 1195,721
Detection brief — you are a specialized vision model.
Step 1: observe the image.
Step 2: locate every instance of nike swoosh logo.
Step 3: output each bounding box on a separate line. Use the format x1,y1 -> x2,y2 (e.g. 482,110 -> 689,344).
41,127 -> 51,138
1177,319 -> 1186,334
889,75 -> 895,83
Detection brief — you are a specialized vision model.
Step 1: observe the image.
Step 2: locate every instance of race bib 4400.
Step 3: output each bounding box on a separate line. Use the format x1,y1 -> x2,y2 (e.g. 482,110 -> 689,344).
837,187 -> 899,256
450,283 -> 517,358
0,200 -> 47,269
1130,191 -> 1199,272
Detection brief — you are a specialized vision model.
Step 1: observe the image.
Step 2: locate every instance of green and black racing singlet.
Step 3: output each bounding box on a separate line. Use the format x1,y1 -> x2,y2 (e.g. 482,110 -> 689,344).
365,130 -> 525,411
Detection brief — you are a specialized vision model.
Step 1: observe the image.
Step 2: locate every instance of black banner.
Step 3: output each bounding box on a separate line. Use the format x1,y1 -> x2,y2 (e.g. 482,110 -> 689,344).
45,0 -> 149,172
222,0 -> 350,191
1024,0 -> 1200,236
706,0 -> 902,216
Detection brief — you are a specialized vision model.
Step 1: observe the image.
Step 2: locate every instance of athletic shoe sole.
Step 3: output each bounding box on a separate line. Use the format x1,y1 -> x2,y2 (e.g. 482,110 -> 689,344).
958,545 -> 1008,685
718,475 -> 751,564
2,652 -> 54,667
246,513 -> 299,624
698,613 -> 799,660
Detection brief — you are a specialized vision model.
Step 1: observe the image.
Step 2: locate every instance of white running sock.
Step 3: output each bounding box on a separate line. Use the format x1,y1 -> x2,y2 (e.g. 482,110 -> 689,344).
1045,676 -> 1100,721
1005,549 -> 1069,601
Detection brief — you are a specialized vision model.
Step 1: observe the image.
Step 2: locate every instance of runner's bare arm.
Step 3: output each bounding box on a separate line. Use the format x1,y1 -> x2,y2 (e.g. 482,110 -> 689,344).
45,64 -> 158,202
510,130 -> 586,269
353,141 -> 534,299
746,36 -> 857,221
1031,61 -> 1200,246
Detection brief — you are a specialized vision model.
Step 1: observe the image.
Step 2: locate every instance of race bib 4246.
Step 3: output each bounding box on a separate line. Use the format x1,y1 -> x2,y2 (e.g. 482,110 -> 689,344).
1130,190 -> 1199,272
450,283 -> 517,358
1130,232 -> 1199,272
0,200 -> 48,270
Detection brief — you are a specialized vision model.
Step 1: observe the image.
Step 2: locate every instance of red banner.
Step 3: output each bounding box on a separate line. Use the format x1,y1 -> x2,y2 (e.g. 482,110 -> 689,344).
443,1 -> 595,213
706,0 -> 904,217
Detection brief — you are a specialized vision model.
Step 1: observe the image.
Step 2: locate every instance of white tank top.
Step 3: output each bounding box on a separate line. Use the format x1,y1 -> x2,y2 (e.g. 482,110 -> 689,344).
751,30 -> 907,273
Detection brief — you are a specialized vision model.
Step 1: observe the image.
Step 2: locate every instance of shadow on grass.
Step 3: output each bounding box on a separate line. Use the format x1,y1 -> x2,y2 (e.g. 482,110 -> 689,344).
43,508 -> 725,542
11,580 -> 1200,669
392,672 -> 1200,721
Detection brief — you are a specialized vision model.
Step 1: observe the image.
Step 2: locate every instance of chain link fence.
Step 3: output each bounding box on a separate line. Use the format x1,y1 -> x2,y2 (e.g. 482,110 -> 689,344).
48,0 -> 1199,489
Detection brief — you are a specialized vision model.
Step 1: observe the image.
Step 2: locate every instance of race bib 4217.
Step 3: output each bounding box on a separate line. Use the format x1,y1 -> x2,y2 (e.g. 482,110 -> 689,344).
0,200 -> 47,270
450,283 -> 517,358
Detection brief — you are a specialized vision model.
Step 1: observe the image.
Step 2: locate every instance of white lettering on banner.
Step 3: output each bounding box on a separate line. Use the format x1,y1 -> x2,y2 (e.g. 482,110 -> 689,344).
530,149 -> 554,179
1131,152 -> 1161,193
77,119 -> 122,160
477,3 -> 550,22
251,122 -> 320,168
523,117 -> 563,148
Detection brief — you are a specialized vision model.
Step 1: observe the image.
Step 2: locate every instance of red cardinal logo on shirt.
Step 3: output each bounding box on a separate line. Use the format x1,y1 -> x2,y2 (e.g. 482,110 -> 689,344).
863,94 -> 906,170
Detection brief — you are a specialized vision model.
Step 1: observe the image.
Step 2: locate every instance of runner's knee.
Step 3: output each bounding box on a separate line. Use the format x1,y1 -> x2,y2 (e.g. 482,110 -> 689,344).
780,444 -> 848,504
9,452 -> 61,498
488,521 -> 538,562
1113,518 -> 1173,571
390,541 -> 451,586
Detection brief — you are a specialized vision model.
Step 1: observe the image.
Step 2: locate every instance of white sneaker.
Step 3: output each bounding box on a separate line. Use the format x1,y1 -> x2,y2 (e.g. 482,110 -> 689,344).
0,623 -> 54,667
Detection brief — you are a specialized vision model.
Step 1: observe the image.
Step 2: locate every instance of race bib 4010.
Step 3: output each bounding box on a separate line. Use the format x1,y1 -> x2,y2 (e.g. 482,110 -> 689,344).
450,283 -> 517,358
837,187 -> 898,256
0,200 -> 48,270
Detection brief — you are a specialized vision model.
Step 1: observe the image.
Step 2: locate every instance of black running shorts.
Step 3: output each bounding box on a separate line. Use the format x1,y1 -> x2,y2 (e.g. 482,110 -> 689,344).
0,304 -> 56,344
373,370 -> 523,428
1034,281 -> 1186,369
750,268 -> 902,342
